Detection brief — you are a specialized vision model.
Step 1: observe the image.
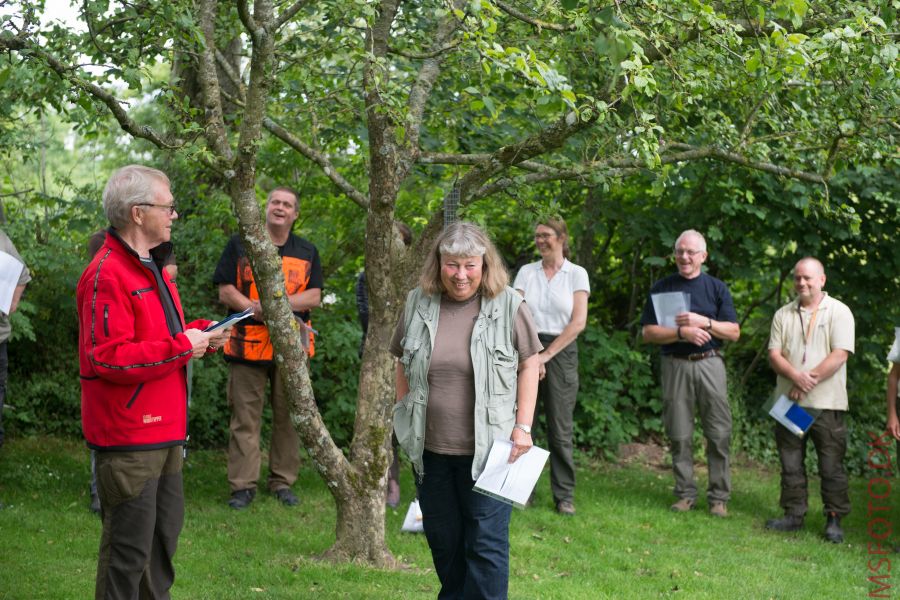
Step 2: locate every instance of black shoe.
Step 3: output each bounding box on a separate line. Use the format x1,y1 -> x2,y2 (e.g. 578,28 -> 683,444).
824,512 -> 844,543
228,488 -> 256,510
765,514 -> 804,532
90,493 -> 101,515
273,487 -> 299,507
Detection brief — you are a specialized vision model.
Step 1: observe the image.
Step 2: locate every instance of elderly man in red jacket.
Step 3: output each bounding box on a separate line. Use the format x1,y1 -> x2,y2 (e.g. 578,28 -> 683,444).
77,165 -> 230,600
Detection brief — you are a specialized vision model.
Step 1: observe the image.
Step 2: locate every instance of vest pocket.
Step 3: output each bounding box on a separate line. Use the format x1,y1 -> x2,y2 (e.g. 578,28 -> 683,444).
489,345 -> 518,395
487,397 -> 515,426
393,387 -> 426,455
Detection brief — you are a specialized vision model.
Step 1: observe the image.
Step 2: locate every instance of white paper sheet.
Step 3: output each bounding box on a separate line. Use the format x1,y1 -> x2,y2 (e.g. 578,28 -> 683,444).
651,292 -> 690,329
0,251 -> 24,315
473,439 -> 550,509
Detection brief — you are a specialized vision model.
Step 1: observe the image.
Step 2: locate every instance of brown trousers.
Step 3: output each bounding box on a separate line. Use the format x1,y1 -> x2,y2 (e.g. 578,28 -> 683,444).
95,446 -> 184,600
227,361 -> 300,493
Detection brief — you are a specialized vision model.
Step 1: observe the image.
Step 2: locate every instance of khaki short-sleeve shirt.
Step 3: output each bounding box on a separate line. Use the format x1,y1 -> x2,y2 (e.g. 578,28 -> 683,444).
768,294 -> 854,410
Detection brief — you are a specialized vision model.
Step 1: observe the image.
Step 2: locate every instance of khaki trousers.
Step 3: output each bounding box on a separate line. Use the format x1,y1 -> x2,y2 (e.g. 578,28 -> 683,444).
227,362 -> 300,493
661,355 -> 732,503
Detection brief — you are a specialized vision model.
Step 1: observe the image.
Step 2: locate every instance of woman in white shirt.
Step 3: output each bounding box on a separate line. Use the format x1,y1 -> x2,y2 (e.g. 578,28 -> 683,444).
513,217 -> 589,516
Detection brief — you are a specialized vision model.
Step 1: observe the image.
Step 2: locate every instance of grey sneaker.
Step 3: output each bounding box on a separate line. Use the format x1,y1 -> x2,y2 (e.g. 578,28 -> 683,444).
709,501 -> 728,518
670,498 -> 695,512
273,487 -> 299,507
556,500 -> 576,516
228,488 -> 256,510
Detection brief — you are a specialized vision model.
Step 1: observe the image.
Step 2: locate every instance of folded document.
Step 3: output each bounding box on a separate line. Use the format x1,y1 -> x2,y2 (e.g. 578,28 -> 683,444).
473,439 -> 550,509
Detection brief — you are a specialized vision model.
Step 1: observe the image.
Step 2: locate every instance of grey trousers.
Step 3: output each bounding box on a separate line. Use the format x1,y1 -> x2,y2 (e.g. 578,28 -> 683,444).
775,409 -> 850,517
536,334 -> 579,505
660,355 -> 732,503
95,446 -> 184,600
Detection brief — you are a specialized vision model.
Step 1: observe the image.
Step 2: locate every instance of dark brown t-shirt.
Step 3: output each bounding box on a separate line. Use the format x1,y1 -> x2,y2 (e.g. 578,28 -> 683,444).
390,293 -> 542,455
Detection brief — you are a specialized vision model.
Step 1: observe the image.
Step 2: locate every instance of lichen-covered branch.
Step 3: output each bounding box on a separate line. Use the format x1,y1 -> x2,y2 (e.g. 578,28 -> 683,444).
263,117 -> 369,209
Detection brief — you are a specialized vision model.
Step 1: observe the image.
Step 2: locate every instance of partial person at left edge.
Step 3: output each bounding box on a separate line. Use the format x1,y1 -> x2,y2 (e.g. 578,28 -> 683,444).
77,165 -> 231,600
0,228 -> 31,510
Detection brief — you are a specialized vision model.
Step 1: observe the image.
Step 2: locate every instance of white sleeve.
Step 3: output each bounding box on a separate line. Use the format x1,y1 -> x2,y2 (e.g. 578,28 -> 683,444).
888,328 -> 900,363
572,265 -> 590,294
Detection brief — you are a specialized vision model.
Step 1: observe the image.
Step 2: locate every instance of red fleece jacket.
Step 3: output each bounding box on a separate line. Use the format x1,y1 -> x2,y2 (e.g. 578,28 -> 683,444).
77,232 -> 211,450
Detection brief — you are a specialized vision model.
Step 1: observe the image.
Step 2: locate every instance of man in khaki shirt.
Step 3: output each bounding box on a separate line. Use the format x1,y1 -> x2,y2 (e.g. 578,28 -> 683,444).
765,257 -> 854,543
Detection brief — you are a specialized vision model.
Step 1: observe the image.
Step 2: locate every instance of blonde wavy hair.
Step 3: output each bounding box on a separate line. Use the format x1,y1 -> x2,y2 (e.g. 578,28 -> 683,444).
419,222 -> 509,299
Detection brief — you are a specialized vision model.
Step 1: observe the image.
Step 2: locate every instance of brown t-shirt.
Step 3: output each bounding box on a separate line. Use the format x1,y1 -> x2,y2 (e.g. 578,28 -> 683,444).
390,293 -> 542,455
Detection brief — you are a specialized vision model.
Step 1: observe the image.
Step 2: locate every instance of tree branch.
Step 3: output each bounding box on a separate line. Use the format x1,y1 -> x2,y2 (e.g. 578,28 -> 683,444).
215,49 -> 247,101
237,0 -> 259,40
0,36 -> 182,150
404,0 -> 466,163
196,0 -> 234,163
263,117 -> 369,209
495,1 -> 576,32
387,41 -> 460,60
275,0 -> 313,30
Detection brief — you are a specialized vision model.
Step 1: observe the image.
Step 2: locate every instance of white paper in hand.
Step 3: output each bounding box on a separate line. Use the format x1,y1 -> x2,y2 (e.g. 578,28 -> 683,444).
651,292 -> 690,329
473,439 -> 549,509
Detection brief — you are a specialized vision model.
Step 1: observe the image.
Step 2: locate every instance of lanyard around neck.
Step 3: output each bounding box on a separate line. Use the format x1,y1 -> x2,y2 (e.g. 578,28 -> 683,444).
797,302 -> 820,365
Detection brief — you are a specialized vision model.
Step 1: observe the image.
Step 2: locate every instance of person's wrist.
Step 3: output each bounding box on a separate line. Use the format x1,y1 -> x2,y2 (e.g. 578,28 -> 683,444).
676,326 -> 684,340
513,423 -> 532,435
706,318 -> 713,331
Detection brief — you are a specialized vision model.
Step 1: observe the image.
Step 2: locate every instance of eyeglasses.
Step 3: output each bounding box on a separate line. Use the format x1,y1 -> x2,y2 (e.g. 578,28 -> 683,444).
137,203 -> 177,215
534,233 -> 556,241
674,248 -> 703,257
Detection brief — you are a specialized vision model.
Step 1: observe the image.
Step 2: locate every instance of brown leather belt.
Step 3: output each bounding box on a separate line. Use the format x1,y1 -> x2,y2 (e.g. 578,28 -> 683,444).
670,349 -> 720,361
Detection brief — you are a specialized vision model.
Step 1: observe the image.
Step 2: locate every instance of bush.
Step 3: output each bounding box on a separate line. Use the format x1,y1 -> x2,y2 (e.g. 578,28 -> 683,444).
574,326 -> 660,460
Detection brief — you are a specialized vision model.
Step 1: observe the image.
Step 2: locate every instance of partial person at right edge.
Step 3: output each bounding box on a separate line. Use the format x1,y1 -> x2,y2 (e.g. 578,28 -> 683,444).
513,217 -> 588,516
213,186 -> 323,510
641,229 -> 740,518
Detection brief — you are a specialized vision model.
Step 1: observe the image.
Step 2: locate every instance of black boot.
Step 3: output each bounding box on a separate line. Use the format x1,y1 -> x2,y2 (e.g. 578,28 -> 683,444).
765,514 -> 804,532
824,512 -> 844,543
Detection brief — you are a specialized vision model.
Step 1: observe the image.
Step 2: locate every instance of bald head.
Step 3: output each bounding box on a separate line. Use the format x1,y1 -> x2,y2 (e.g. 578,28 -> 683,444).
793,257 -> 826,306
674,229 -> 707,253
794,257 -> 824,276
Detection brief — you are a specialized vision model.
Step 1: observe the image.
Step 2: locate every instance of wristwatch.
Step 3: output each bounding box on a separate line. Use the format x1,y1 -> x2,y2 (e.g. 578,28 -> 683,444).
706,318 -> 713,331
513,423 -> 532,435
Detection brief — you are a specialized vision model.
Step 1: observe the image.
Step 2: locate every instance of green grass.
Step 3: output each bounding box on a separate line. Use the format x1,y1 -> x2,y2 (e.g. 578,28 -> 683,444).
0,436 -> 893,599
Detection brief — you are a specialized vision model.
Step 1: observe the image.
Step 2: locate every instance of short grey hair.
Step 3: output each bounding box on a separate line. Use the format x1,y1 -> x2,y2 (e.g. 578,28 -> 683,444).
102,165 -> 170,229
674,229 -> 707,252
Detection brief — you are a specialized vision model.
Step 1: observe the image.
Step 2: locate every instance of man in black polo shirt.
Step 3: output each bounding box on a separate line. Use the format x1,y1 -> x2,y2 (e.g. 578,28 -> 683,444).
641,229 -> 740,517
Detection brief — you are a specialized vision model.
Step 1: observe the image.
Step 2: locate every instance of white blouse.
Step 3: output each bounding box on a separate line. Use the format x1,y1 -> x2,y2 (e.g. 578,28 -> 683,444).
513,259 -> 590,336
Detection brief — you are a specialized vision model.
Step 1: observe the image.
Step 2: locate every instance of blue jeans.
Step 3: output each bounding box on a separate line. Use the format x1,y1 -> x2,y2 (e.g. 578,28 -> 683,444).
417,451 -> 513,600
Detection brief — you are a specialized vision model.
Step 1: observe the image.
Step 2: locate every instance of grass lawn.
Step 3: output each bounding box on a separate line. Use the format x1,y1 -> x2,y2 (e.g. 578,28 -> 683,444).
0,435 -> 893,599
